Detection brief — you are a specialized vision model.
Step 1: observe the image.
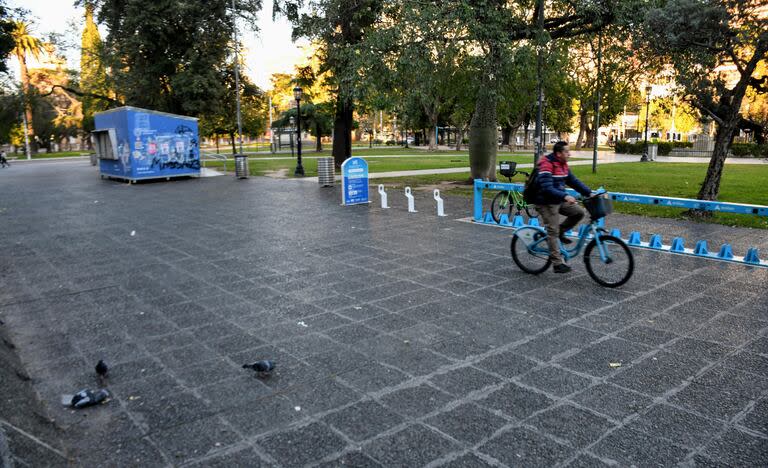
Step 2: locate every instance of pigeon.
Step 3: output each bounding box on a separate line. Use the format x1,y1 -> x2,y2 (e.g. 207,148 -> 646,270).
71,389 -> 110,409
242,360 -> 275,375
95,360 -> 108,377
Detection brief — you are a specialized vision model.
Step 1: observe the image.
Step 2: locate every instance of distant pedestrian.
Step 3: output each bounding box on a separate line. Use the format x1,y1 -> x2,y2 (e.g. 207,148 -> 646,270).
0,150 -> 9,168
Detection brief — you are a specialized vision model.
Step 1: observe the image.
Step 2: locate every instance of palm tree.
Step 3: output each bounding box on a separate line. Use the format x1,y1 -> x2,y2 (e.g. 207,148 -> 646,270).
11,20 -> 43,154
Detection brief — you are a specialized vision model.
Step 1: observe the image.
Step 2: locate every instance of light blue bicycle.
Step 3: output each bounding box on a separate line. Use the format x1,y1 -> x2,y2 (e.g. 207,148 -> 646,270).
510,190 -> 634,287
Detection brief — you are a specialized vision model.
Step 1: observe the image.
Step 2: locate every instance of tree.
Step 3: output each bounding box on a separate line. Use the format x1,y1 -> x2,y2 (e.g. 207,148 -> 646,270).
85,0 -> 261,117
10,20 -> 43,153
0,2 -> 15,73
199,66 -> 267,154
275,0 -> 383,167
569,30 -> 643,149
80,1 -> 109,133
642,0 -> 768,202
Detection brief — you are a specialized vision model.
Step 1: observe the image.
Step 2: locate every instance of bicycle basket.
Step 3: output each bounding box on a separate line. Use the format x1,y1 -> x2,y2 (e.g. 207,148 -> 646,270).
499,161 -> 517,177
584,194 -> 613,219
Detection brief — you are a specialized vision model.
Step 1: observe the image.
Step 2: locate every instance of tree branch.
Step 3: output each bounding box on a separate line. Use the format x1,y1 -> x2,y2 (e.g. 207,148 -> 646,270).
41,85 -> 122,106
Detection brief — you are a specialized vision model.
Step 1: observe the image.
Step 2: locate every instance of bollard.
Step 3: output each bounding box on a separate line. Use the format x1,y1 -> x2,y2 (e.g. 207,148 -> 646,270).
434,189 -> 446,217
628,232 -> 642,246
610,228 -> 622,238
512,215 -> 525,227
378,184 -> 389,209
649,234 -> 663,249
405,187 -> 417,213
670,237 -> 686,253
744,248 -> 761,264
528,217 -> 540,227
499,214 -> 511,226
717,244 -> 734,259
694,240 -> 709,256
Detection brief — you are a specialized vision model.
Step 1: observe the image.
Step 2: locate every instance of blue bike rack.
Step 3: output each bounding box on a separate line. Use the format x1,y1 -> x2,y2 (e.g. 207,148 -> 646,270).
472,179 -> 768,269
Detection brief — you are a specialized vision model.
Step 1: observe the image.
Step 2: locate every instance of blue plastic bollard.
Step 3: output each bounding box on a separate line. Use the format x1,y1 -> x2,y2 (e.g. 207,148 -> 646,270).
483,212 -> 494,223
649,234 -> 663,249
512,215 -> 525,227
670,237 -> 686,252
628,232 -> 642,245
694,240 -> 709,256
528,217 -> 540,227
744,248 -> 761,264
597,218 -> 606,228
499,214 -> 511,226
610,228 -> 621,238
717,244 -> 734,259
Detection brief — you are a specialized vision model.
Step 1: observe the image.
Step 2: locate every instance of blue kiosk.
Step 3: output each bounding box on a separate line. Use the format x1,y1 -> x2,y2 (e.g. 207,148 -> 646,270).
92,106 -> 200,183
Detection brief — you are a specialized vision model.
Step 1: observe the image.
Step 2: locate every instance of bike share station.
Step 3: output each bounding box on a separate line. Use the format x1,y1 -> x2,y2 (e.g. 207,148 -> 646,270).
472,161 -> 768,273
92,106 -> 201,183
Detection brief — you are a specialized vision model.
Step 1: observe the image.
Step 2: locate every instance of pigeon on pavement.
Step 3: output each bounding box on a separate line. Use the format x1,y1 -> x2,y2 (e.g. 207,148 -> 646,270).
95,360 -> 109,377
242,360 -> 275,376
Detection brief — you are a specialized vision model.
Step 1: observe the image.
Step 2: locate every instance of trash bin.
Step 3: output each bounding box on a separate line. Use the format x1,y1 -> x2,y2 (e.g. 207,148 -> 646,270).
317,157 -> 335,187
648,144 -> 658,161
235,154 -> 248,179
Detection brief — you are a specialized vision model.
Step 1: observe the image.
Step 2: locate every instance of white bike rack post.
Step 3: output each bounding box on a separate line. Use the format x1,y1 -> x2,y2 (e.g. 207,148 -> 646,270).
378,184 -> 389,209
405,187 -> 417,213
434,189 -> 446,217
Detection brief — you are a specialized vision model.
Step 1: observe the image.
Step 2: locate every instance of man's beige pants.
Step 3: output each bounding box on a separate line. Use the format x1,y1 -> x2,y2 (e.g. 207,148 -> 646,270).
536,203 -> 586,266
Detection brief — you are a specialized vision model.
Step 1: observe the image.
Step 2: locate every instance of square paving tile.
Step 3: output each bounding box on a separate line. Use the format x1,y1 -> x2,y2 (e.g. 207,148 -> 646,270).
592,427 -> 689,467
429,366 -> 502,396
701,428 -> 768,467
378,384 -> 454,418
519,366 -> 593,397
478,427 -> 573,466
323,399 -> 405,442
425,403 -> 508,444
474,351 -> 538,378
569,383 -> 653,420
561,338 -> 650,377
608,352 -> 706,396
258,422 -> 347,467
364,424 -> 459,467
626,403 -> 722,448
478,382 -> 553,420
528,404 -> 615,448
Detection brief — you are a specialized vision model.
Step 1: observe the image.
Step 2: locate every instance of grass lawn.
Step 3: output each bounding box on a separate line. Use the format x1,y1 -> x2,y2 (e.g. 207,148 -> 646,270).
207,151 -> 542,176
8,151 -> 91,159
374,162 -> 768,229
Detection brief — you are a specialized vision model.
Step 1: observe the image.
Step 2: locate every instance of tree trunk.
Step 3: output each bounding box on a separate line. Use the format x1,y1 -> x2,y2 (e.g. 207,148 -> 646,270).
229,131 -> 236,155
315,122 -> 322,152
18,55 -> 37,154
469,87 -> 497,180
215,137 -> 219,154
456,126 -> 465,151
501,125 -> 512,150
332,96 -> 353,167
575,109 -> 588,149
523,122 -> 530,148
696,117 -> 739,201
427,121 -> 437,151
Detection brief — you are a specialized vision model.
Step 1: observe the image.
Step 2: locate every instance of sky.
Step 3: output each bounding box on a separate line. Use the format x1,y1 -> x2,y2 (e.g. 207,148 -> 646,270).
8,0 -> 310,90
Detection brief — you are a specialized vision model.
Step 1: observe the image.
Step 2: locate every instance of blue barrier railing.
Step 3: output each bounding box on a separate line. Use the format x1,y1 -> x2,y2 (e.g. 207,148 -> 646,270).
472,179 -> 767,268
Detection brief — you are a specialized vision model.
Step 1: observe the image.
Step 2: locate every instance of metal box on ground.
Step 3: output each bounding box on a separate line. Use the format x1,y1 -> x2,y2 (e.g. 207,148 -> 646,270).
92,106 -> 200,183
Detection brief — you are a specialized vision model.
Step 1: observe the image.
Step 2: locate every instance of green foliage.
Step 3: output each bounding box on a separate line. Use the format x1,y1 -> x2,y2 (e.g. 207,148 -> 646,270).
0,2 -> 14,74
80,3 -> 109,132
88,0 -> 262,117
730,143 -> 768,158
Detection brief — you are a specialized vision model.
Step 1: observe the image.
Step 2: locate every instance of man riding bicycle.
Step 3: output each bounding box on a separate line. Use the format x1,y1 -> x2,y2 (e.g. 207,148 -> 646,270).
532,141 -> 592,273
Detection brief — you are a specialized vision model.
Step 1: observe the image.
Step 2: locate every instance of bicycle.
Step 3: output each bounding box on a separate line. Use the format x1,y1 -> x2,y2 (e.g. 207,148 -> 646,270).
490,161 -> 537,223
510,190 -> 634,287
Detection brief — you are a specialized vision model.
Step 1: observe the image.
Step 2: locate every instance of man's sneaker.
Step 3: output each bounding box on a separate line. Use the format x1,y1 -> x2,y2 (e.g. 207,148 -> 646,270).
559,235 -> 573,245
553,264 -> 572,274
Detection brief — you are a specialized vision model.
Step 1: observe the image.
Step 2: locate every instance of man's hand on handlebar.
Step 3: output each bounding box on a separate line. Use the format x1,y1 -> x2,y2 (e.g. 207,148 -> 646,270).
564,195 -> 577,205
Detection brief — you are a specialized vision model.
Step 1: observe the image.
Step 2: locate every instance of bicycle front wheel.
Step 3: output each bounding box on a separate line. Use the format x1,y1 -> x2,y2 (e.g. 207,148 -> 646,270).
511,227 -> 551,274
491,191 -> 512,224
584,235 -> 634,288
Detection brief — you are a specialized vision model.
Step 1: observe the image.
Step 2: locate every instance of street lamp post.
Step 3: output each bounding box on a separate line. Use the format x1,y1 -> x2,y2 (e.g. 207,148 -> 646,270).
641,85 -> 652,162
293,86 -> 304,176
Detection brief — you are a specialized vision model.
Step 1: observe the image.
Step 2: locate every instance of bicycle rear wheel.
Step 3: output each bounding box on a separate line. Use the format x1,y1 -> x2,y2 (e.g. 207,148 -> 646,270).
491,191 -> 513,223
510,227 -> 551,274
584,235 -> 634,288
523,204 -> 538,220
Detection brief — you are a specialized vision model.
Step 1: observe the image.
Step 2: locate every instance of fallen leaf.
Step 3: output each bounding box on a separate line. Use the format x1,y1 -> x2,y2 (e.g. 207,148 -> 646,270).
609,362 -> 622,368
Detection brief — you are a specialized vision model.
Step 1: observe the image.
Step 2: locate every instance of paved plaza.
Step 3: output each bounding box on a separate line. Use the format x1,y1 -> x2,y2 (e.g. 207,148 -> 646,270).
1,161 -> 767,467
